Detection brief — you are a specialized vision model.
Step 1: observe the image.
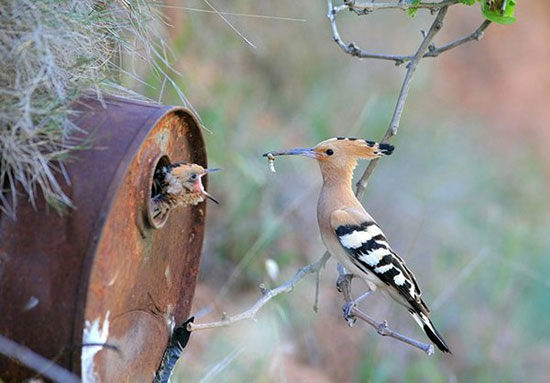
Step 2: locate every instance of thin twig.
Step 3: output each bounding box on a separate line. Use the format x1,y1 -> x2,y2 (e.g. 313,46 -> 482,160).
342,0 -> 459,12
198,347 -> 246,383
188,254 -> 330,332
210,183 -> 318,311
432,249 -> 489,310
154,5 -> 307,22
327,1 -> 491,68
424,20 -> 491,58
0,334 -> 81,383
355,6 -> 449,198
327,0 -> 411,64
313,251 -> 332,312
201,0 -> 257,49
351,307 -> 434,355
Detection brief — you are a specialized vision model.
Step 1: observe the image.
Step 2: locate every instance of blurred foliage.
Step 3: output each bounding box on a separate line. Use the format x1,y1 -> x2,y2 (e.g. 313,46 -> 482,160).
481,0 -> 517,24
410,0 -> 517,24
132,1 -> 546,382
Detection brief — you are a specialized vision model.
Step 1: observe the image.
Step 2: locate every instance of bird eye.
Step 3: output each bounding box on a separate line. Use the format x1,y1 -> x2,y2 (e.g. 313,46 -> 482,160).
190,174 -> 198,180
326,149 -> 334,156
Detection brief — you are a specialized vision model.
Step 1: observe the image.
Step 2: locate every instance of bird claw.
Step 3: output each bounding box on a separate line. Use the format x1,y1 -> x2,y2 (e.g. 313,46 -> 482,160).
336,273 -> 353,293
342,301 -> 356,327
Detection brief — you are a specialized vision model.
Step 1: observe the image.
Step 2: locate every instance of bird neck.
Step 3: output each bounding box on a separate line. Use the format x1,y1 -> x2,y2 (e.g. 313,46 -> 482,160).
319,158 -> 356,188
318,160 -> 360,210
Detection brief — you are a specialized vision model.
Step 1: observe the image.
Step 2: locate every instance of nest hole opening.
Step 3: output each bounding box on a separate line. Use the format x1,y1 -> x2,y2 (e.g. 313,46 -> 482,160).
147,154 -> 172,229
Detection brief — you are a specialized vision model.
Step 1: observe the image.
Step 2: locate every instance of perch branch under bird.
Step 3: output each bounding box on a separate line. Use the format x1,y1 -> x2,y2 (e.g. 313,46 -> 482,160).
151,162 -> 220,220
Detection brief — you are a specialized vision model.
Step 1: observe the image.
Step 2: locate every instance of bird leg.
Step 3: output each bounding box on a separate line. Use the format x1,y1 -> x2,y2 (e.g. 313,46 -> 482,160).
342,301 -> 357,327
336,272 -> 353,294
336,264 -> 374,327
354,289 -> 373,304
335,265 -> 356,326
341,287 -> 374,328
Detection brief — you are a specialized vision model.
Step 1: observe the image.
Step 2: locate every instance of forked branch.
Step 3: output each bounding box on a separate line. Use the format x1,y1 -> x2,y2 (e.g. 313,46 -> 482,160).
355,5 -> 449,197
190,0 -> 489,354
424,19 -> 491,58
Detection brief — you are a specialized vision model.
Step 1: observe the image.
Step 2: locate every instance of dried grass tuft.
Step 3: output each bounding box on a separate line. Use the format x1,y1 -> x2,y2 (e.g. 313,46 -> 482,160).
0,0 -> 186,218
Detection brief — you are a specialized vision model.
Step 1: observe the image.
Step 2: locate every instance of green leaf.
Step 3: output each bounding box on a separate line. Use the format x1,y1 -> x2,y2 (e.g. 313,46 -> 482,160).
460,0 -> 476,5
408,0 -> 421,18
481,0 -> 517,24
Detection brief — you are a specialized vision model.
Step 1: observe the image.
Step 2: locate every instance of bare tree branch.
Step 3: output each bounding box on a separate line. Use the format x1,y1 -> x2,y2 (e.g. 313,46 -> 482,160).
341,0 -> 459,13
188,253 -> 330,332
424,19 -> 491,58
336,268 -> 435,355
327,0 -> 411,64
327,0 -> 491,69
0,334 -> 81,383
190,251 -> 433,354
351,307 -> 435,354
355,6 -> 449,198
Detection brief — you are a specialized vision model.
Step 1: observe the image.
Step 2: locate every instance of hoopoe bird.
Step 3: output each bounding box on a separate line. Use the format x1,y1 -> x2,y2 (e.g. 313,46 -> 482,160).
264,137 -> 451,353
151,162 -> 220,219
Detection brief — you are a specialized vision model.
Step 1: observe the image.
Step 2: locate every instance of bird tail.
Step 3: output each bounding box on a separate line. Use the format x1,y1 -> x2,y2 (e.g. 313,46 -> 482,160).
409,309 -> 451,353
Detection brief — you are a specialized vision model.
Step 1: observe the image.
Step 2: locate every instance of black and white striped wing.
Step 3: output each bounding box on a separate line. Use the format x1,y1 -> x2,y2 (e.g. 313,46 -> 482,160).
330,208 -> 451,352
333,218 -> 423,308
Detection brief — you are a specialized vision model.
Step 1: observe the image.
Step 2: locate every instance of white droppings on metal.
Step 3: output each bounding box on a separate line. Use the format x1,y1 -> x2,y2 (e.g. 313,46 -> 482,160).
156,130 -> 171,152
165,266 -> 172,285
81,311 -> 110,383
23,296 -> 39,311
107,269 -> 120,287
165,304 -> 175,333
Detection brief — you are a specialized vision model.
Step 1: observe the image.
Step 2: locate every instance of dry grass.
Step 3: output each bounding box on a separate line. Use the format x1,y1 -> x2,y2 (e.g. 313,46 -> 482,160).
0,0 -> 185,218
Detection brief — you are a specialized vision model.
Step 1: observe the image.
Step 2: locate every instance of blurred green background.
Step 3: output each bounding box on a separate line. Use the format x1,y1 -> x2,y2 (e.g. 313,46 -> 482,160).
131,1 -> 550,381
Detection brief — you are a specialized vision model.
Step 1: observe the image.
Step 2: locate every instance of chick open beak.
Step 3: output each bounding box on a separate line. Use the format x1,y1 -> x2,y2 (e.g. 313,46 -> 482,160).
262,148 -> 317,159
203,191 -> 219,204
199,167 -> 221,204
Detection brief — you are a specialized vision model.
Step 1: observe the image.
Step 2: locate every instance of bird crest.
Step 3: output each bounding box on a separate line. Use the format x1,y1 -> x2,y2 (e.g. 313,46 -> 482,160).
313,137 -> 394,159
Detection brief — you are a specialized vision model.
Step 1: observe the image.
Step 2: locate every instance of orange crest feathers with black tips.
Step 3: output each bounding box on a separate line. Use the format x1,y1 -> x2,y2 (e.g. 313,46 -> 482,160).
314,137 -> 394,159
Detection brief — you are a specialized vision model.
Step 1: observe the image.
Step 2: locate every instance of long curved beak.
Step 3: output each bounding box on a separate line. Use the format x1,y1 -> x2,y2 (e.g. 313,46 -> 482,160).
262,148 -> 317,158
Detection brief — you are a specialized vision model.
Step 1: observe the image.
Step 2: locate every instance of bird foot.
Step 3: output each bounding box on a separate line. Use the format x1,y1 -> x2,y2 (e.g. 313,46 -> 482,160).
336,273 -> 353,293
342,301 -> 357,327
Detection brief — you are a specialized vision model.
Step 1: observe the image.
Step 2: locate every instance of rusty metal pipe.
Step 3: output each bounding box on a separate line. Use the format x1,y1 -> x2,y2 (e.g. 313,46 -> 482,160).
0,95 -> 208,382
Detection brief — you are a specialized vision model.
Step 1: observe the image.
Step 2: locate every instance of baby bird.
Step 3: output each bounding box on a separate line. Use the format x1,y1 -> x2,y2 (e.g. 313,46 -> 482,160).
152,162 -> 220,219
264,137 -> 450,353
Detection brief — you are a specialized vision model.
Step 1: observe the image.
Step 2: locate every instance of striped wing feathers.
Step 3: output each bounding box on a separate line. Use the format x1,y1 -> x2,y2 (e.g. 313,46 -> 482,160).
330,208 -> 424,308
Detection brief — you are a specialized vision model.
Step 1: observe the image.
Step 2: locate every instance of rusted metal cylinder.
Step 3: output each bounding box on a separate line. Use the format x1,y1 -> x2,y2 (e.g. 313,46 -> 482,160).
0,95 -> 208,382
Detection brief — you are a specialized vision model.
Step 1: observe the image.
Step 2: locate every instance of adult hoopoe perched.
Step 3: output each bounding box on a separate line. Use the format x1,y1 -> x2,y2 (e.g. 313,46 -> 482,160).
264,137 -> 451,353
151,162 -> 220,219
